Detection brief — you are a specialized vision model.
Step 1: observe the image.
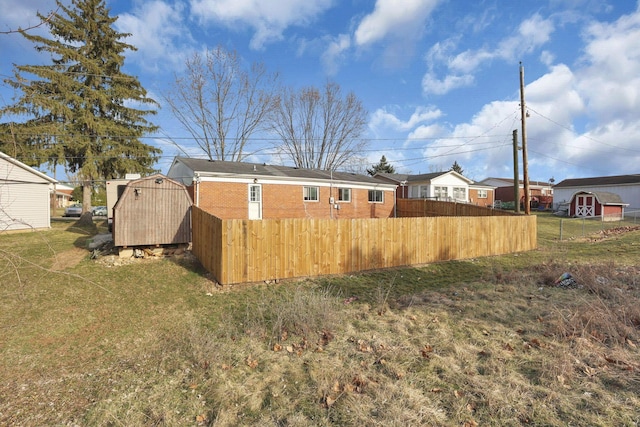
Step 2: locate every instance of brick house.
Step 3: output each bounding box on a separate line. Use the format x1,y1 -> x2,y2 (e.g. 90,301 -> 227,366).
374,171 -> 495,207
479,177 -> 553,208
167,157 -> 397,220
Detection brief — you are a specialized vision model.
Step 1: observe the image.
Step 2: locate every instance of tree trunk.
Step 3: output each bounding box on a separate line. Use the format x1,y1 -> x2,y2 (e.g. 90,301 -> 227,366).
77,180 -> 94,226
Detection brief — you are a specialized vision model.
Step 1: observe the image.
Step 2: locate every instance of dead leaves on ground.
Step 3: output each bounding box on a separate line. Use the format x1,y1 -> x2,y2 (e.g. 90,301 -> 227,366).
421,344 -> 434,358
323,375 -> 372,408
245,355 -> 258,369
272,329 -> 335,356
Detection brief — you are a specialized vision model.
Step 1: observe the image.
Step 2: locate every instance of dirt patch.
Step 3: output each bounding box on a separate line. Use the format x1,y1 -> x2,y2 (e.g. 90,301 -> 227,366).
50,247 -> 88,271
596,226 -> 640,237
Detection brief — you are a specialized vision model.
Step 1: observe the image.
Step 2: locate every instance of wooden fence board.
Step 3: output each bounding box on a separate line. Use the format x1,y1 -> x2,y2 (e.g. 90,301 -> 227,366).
192,206 -> 537,286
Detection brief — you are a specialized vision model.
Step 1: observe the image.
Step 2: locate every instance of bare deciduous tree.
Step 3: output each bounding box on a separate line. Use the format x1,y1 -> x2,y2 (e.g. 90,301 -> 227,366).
270,81 -> 368,171
163,47 -> 279,161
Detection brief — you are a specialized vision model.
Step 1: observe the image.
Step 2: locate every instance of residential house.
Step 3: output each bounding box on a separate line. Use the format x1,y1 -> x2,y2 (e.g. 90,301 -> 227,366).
553,174 -> 640,212
52,183 -> 74,208
375,171 -> 495,206
479,177 -> 554,208
0,150 -> 57,232
167,157 -> 397,220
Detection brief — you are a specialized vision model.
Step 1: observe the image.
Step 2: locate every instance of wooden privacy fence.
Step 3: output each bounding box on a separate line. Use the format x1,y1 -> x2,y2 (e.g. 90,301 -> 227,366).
397,198 -> 515,217
192,206 -> 537,286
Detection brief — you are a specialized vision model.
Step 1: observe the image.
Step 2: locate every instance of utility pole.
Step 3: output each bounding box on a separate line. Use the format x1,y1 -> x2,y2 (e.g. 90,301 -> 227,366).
519,62 -> 530,214
512,129 -> 520,213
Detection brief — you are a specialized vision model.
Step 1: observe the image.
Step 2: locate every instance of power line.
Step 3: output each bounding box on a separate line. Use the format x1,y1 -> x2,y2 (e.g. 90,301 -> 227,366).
527,106 -> 640,153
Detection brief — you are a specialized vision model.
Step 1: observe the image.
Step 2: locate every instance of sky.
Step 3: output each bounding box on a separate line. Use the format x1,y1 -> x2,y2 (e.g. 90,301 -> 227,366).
1,0 -> 640,184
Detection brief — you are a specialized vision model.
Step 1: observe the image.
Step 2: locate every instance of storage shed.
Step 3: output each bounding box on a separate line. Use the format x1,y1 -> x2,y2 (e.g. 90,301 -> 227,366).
569,191 -> 627,221
113,174 -> 192,247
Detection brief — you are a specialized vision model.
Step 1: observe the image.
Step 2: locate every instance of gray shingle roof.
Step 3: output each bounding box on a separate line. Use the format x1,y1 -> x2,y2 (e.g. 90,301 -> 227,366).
573,191 -> 626,205
555,174 -> 640,188
175,157 -> 389,185
376,171 -> 462,183
480,177 -> 552,187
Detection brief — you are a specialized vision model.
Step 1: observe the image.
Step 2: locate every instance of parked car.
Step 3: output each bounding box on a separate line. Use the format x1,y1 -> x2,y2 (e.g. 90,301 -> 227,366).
63,203 -> 82,217
92,206 -> 107,216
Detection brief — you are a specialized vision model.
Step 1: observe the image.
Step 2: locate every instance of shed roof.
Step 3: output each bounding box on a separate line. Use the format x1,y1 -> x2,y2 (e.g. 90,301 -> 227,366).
571,191 -> 627,206
555,174 -> 640,188
172,157 -> 391,186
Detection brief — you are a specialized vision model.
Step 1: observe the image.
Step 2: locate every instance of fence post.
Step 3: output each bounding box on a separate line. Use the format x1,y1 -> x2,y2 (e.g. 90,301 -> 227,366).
560,218 -> 564,241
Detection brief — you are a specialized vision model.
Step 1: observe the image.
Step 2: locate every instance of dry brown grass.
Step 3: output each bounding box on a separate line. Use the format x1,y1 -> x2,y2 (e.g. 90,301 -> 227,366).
77,263 -> 640,426
1,220 -> 640,426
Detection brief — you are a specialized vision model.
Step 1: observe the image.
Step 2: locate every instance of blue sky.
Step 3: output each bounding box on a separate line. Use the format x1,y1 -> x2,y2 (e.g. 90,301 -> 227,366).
1,0 -> 639,184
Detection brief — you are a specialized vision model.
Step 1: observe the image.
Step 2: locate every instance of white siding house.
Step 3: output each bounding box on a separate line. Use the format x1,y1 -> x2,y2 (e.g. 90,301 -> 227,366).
553,174 -> 640,213
376,171 -> 474,202
0,151 -> 57,231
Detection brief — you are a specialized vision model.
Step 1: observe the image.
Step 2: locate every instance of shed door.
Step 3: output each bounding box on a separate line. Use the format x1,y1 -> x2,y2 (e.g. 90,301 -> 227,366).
576,194 -> 595,217
248,184 -> 262,220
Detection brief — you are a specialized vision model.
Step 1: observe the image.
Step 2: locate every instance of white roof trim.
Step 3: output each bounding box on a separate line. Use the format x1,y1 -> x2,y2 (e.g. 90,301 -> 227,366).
197,174 -> 396,191
0,151 -> 58,184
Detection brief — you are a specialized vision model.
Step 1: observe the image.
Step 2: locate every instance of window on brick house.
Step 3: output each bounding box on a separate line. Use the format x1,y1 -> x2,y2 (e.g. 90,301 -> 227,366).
477,189 -> 487,198
368,189 -> 383,203
249,185 -> 261,202
303,186 -> 319,201
338,188 -> 351,202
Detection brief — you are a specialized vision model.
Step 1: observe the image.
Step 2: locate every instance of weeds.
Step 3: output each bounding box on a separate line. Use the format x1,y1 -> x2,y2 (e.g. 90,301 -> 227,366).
1,219 -> 640,426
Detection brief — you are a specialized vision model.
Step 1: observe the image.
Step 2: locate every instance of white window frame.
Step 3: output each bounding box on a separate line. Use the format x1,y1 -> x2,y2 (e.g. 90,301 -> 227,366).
337,187 -> 351,202
368,189 -> 384,203
434,186 -> 448,200
303,186 -> 319,202
249,184 -> 261,202
409,186 -> 419,198
419,185 -> 429,198
453,187 -> 466,201
477,189 -> 487,199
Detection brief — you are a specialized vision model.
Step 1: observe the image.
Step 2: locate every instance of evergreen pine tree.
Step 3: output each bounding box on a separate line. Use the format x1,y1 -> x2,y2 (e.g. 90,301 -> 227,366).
450,161 -> 464,175
366,155 -> 396,176
1,0 -> 160,224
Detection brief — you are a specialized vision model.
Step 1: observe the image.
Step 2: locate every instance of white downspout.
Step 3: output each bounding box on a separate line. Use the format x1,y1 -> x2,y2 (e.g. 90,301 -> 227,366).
194,174 -> 201,207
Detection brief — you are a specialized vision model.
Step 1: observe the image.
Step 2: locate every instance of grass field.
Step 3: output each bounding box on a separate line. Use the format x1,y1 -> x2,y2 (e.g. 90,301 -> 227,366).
1,213 -> 639,426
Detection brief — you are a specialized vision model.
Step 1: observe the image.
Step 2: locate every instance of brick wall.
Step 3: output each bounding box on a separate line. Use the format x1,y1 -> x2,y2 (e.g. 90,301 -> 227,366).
469,188 -> 494,207
194,181 -> 395,219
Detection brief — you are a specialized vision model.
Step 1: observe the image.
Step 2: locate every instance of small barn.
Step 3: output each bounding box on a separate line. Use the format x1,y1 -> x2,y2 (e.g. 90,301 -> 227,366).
569,191 -> 627,221
113,174 -> 192,247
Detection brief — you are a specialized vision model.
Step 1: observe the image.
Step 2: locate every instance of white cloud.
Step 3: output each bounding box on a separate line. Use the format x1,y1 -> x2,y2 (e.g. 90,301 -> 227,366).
354,0 -> 441,47
371,106 -> 443,132
448,50 -> 494,74
422,14 -> 555,96
116,1 -> 193,71
419,100 -> 520,179
577,8 -> 640,123
321,34 -> 351,75
189,0 -> 333,50
407,123 -> 447,141
422,72 -> 474,95
448,14 -> 555,74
